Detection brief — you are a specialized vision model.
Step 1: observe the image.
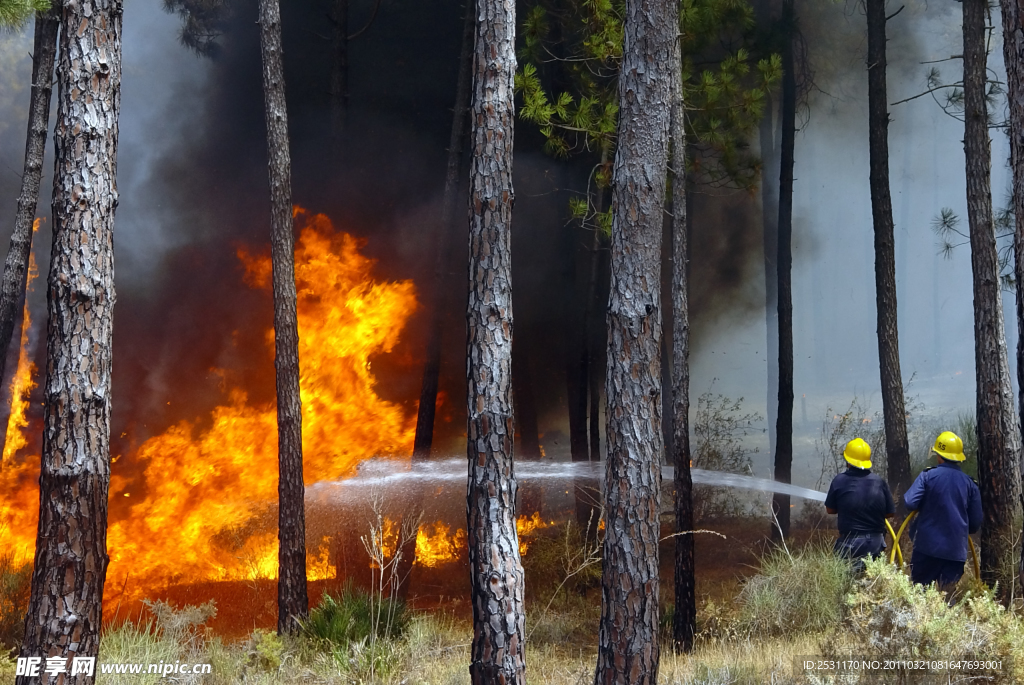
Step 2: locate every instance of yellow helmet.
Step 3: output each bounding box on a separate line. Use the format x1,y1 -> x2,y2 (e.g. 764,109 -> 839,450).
932,431 -> 965,461
843,438 -> 872,470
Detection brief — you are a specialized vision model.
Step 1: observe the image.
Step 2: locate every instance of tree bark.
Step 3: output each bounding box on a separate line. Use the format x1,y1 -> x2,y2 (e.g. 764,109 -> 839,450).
593,0 -> 673,682
465,0 -> 525,682
963,0 -> 1023,597
771,0 -> 796,541
866,0 -> 912,502
0,6 -> 59,421
258,0 -> 308,635
412,2 -> 473,462
669,19 -> 695,654
16,1 -> 121,682
330,0 -> 349,139
998,0 -> 1024,595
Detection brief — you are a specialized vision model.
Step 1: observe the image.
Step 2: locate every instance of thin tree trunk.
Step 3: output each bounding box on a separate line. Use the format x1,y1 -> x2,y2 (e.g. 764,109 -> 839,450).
330,0 -> 349,139
465,0 -> 524,682
594,0 -> 673,681
669,20 -> 695,654
16,1 -> 121,682
963,0 -> 1023,597
412,2 -> 473,462
0,5 -> 59,425
998,0 -> 1024,595
866,0 -> 911,501
258,0 -> 308,635
771,0 -> 796,541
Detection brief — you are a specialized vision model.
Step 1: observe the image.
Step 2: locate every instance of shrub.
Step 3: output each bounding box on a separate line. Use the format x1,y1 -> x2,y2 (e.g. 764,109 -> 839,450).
823,557 -> 1024,683
303,583 -> 409,649
691,391 -> 763,521
736,543 -> 854,636
0,551 -> 31,654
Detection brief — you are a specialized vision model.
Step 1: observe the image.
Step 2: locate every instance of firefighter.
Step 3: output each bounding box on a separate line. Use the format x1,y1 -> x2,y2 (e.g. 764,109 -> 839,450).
904,430 -> 982,592
825,438 -> 895,572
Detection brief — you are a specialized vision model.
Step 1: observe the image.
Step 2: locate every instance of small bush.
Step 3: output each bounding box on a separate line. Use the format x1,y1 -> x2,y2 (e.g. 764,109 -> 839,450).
825,557 -> 1024,683
0,552 -> 31,654
303,583 -> 409,649
736,543 -> 854,636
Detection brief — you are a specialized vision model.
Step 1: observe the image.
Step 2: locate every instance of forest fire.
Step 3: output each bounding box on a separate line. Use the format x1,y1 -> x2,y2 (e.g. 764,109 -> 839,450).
0,209 -> 421,594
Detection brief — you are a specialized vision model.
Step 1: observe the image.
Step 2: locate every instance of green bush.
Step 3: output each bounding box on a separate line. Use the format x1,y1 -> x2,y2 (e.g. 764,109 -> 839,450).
824,557 -> 1024,683
736,543 -> 854,637
0,552 -> 31,654
303,583 -> 409,649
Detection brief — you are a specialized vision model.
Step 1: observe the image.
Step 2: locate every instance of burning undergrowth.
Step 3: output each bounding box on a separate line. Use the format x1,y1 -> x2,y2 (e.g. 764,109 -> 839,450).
0,208 -> 418,596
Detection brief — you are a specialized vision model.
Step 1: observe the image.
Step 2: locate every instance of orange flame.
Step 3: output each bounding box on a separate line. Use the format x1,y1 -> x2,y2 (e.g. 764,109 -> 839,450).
1,209 -> 417,591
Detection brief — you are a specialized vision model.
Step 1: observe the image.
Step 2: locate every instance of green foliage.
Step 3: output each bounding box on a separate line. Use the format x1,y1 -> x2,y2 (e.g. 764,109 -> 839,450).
303,583 -> 409,649
827,558 -> 1024,683
516,0 -> 782,227
0,552 -> 30,655
737,544 -> 855,637
0,0 -> 48,28
244,629 -> 285,671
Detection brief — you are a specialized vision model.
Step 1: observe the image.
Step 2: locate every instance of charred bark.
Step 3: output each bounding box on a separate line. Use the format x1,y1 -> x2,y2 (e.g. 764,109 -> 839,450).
0,6 -> 59,420
866,0 -> 911,503
770,0 -> 796,541
593,0 -> 673,681
998,0 -> 1024,594
465,0 -> 525,682
258,0 -> 308,634
16,2 -> 121,682
412,2 -> 473,462
669,24 -> 695,654
963,0 -> 1023,596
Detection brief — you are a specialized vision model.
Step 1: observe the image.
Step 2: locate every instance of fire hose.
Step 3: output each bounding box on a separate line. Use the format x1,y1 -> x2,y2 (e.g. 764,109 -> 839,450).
887,510 -> 981,581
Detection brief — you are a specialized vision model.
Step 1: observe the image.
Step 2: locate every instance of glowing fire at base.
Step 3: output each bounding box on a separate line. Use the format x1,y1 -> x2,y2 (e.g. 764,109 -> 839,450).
0,209 -> 417,592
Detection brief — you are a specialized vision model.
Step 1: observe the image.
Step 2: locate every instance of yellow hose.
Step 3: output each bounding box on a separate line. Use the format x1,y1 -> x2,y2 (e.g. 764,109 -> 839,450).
885,518 -> 903,567
889,509 -> 982,581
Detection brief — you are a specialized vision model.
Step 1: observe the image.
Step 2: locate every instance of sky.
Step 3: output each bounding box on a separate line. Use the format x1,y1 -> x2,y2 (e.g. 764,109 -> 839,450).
0,0 -> 1017,491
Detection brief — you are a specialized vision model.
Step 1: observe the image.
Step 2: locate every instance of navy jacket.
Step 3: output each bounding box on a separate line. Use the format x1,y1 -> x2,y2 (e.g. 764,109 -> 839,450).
825,467 -> 895,535
903,461 -> 982,562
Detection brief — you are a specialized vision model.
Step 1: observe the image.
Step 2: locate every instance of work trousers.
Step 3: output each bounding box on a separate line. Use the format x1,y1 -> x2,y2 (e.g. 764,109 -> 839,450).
834,532 -> 885,573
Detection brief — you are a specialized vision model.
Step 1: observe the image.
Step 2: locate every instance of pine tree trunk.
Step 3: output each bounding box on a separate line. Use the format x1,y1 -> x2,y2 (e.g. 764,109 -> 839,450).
465,1 -> 525,682
16,2 -> 121,682
669,21 -> 695,654
963,0 -> 1023,597
412,2 -> 473,462
866,0 -> 911,501
998,0 -> 1024,595
0,6 -> 59,418
330,0 -> 349,139
771,0 -> 796,541
258,0 -> 308,635
594,0 -> 673,681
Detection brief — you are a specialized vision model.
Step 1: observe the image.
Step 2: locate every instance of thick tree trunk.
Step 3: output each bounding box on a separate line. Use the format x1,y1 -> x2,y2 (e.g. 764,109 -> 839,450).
330,0 -> 349,138
0,6 -> 59,413
998,0 -> 1024,593
412,2 -> 473,462
963,0 -> 1023,596
593,0 -> 673,682
258,0 -> 308,635
866,0 -> 911,501
669,23 -> 695,654
16,2 -> 121,682
771,0 -> 796,541
465,1 -> 525,682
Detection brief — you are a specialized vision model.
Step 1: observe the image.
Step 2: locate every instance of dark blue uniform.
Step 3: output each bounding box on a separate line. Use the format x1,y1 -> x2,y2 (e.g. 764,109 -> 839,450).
903,461 -> 982,587
825,467 -> 895,571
